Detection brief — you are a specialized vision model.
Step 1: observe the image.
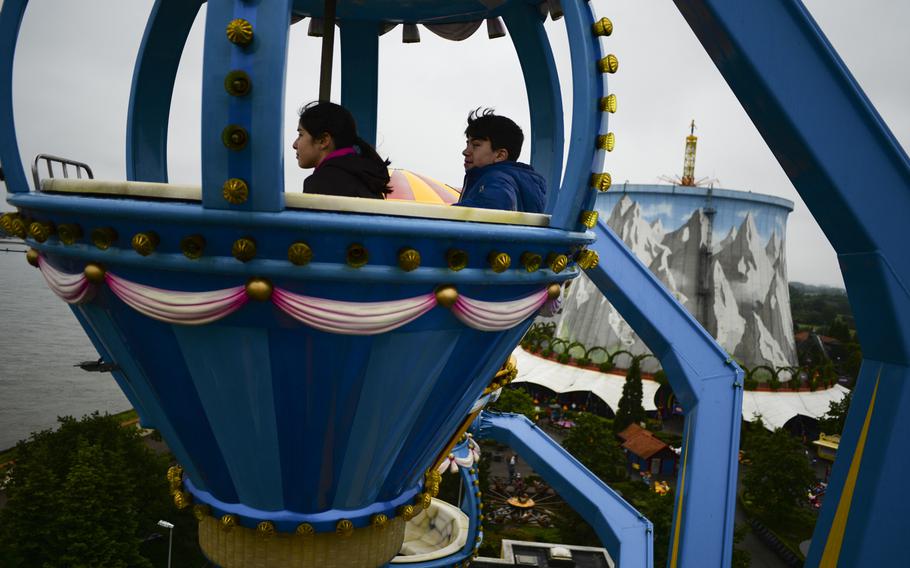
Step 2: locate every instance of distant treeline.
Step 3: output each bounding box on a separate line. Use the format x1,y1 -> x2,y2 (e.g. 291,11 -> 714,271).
789,282 -> 854,334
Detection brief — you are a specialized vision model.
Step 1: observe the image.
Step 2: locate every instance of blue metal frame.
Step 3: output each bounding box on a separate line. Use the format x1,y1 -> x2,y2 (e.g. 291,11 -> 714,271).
0,0 -> 28,193
476,412 -> 653,568
341,20 -> 380,146
586,220 -> 743,568
673,1 -> 910,566
127,0 -> 204,182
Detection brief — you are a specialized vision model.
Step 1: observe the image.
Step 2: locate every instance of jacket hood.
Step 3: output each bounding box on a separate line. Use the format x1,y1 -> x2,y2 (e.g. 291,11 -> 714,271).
321,153 -> 391,197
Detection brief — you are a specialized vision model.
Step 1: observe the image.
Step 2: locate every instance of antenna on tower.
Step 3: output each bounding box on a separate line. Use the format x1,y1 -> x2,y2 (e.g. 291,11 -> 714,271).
681,119 -> 697,186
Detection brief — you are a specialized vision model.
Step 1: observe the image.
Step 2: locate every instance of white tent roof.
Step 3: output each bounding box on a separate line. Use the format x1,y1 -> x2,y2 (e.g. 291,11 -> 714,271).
512,348 -> 850,430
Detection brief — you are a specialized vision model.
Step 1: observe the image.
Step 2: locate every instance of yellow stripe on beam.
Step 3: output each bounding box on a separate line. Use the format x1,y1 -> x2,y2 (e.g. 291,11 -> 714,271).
670,420 -> 691,568
401,170 -> 443,204
819,368 -> 881,567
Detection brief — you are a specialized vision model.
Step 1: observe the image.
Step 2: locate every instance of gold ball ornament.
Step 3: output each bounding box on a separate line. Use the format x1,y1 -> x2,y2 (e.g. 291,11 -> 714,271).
346,243 -> 369,268
547,253 -> 568,274
399,504 -> 416,521
593,17 -> 614,36
224,70 -> 252,96
488,251 -> 511,273
416,492 -> 432,510
256,521 -> 276,537
221,514 -> 237,531
57,223 -> 83,245
131,232 -> 160,256
547,283 -> 562,300
0,212 -> 13,234
173,490 -> 191,509
26,248 -> 39,267
167,465 -> 184,482
245,277 -> 273,301
591,172 -> 612,192
84,263 -> 106,284
288,241 -> 313,266
223,178 -> 249,205
435,285 -> 458,308
446,248 -> 468,271
576,249 -> 600,270
28,220 -> 54,243
336,519 -> 354,537
398,247 -> 421,271
520,252 -> 542,272
226,18 -> 254,46
580,210 -> 599,229
232,237 -> 256,262
596,132 -> 616,152
295,523 -> 315,536
10,216 -> 29,239
600,94 -> 618,114
371,514 -> 389,530
598,54 -> 619,74
221,124 -> 249,151
180,234 -> 206,259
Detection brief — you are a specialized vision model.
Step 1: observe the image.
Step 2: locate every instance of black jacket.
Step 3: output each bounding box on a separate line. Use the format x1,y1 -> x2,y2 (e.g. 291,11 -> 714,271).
304,154 -> 389,199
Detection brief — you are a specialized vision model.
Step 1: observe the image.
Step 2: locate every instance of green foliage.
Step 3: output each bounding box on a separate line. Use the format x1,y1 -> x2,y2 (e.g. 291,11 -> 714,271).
613,357 -> 646,433
741,422 -> 816,525
561,413 -> 627,483
0,413 -> 171,568
789,283 -> 854,330
818,391 -> 852,435
732,523 -> 752,568
653,369 -> 668,385
488,387 -> 538,421
827,317 -> 852,343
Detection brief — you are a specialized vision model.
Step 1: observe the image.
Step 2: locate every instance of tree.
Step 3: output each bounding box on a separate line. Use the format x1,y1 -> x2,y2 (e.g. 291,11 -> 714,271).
562,413 -> 627,483
741,421 -> 815,524
488,387 -> 538,421
0,413 -> 171,567
818,391 -> 852,435
826,317 -> 851,343
613,356 -> 647,433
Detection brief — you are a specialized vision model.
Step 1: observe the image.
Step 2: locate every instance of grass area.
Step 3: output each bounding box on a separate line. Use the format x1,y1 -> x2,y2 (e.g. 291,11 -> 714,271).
740,494 -> 816,561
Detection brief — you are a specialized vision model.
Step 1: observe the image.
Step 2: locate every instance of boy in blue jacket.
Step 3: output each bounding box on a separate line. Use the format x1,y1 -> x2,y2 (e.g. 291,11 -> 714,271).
456,109 -> 547,213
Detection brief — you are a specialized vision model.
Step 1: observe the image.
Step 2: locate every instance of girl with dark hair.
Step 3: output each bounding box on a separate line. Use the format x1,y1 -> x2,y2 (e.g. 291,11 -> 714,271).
293,102 -> 391,198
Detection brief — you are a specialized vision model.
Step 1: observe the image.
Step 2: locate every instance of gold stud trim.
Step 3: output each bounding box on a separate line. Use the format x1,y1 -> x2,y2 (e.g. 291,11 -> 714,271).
28,221 -> 54,243
232,237 -> 257,262
600,94 -> 617,113
596,132 -> 615,152
57,223 -> 83,245
91,227 -> 118,250
193,504 -> 211,521
446,248 -> 468,271
488,251 -> 511,273
131,231 -> 160,256
592,17 -> 613,37
520,252 -> 542,272
580,210 -> 599,229
336,519 -> 354,537
180,234 -> 206,260
547,253 -> 568,274
221,514 -> 237,531
398,248 -> 421,271
226,18 -> 254,46
223,178 -> 249,205
295,523 -> 314,536
346,243 -> 369,268
591,172 -> 612,192
173,490 -> 191,509
222,125 -> 249,151
288,241 -> 313,266
0,212 -> 13,235
371,514 -> 389,530
256,521 -> 275,537
398,504 -> 416,521
10,215 -> 29,239
598,54 -> 619,74
224,70 -> 252,96
576,249 -> 600,270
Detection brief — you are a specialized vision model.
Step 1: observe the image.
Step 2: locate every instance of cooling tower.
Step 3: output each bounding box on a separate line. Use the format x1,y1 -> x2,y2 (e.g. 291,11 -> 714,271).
554,184 -> 797,369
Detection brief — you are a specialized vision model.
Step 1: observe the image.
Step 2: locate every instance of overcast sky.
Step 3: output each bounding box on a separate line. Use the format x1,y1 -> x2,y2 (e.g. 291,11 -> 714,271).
1,0 -> 907,288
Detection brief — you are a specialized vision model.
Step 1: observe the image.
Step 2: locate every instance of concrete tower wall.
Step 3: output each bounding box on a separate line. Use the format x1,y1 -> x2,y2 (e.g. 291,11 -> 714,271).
554,184 -> 797,369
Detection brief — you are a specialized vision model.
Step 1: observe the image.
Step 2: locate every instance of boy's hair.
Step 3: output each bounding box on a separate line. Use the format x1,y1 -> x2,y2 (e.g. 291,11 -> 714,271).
464,108 -> 523,162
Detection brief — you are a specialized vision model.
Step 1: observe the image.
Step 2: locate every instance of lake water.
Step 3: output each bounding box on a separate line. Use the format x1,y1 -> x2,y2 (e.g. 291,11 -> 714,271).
0,248 -> 129,450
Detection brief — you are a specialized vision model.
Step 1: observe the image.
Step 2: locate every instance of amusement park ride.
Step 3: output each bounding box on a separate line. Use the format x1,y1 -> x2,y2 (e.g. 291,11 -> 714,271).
0,1 -> 908,567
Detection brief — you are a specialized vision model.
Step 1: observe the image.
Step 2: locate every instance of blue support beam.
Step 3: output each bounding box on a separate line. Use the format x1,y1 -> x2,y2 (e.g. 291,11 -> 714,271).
501,1 -> 564,208
0,0 -> 29,193
127,0 -> 204,182
586,220 -> 742,568
476,412 -> 653,568
674,2 -> 910,565
340,21 -> 379,147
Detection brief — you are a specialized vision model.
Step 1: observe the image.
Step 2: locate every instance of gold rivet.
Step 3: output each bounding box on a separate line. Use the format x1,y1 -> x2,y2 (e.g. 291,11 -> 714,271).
193,504 -> 210,522
576,249 -> 600,270
580,210 -> 599,229
372,514 -> 388,530
223,178 -> 249,205
446,248 -> 468,271
167,465 -> 183,482
84,263 -> 106,283
598,54 -> 619,74
173,490 -> 191,509
245,277 -> 273,301
256,521 -> 275,537
232,237 -> 257,262
600,94 -> 617,113
591,172 -> 612,192
0,213 -> 13,234
488,252 -> 511,273
28,221 -> 54,243
336,519 -> 354,537
346,243 -> 369,268
520,252 -> 542,273
592,17 -> 613,37
91,227 -> 118,250
180,234 -> 206,260
221,514 -> 237,531
288,242 -> 313,266
296,523 -> 314,536
131,232 -> 160,256
547,253 -> 568,274
226,18 -> 254,46
547,283 -> 562,300
224,70 -> 252,96
222,125 -> 249,151
435,285 -> 458,308
399,504 -> 416,521
57,223 -> 83,245
416,492 -> 432,510
398,248 -> 421,271
596,132 -> 616,152
26,248 -> 39,267
10,216 -> 29,239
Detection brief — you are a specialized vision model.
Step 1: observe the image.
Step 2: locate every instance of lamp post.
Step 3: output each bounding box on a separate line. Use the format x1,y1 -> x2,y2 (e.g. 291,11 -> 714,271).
157,520 -> 174,568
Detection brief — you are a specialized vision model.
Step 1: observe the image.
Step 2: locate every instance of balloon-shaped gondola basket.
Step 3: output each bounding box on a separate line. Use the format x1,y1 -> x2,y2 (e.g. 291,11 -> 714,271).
1,0 -> 614,565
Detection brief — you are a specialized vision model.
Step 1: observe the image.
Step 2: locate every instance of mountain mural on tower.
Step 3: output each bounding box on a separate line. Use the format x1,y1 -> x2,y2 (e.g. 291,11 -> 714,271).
554,192 -> 797,370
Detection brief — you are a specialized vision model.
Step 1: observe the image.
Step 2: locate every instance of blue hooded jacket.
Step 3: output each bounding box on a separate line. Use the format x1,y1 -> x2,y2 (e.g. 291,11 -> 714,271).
456,161 -> 547,213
